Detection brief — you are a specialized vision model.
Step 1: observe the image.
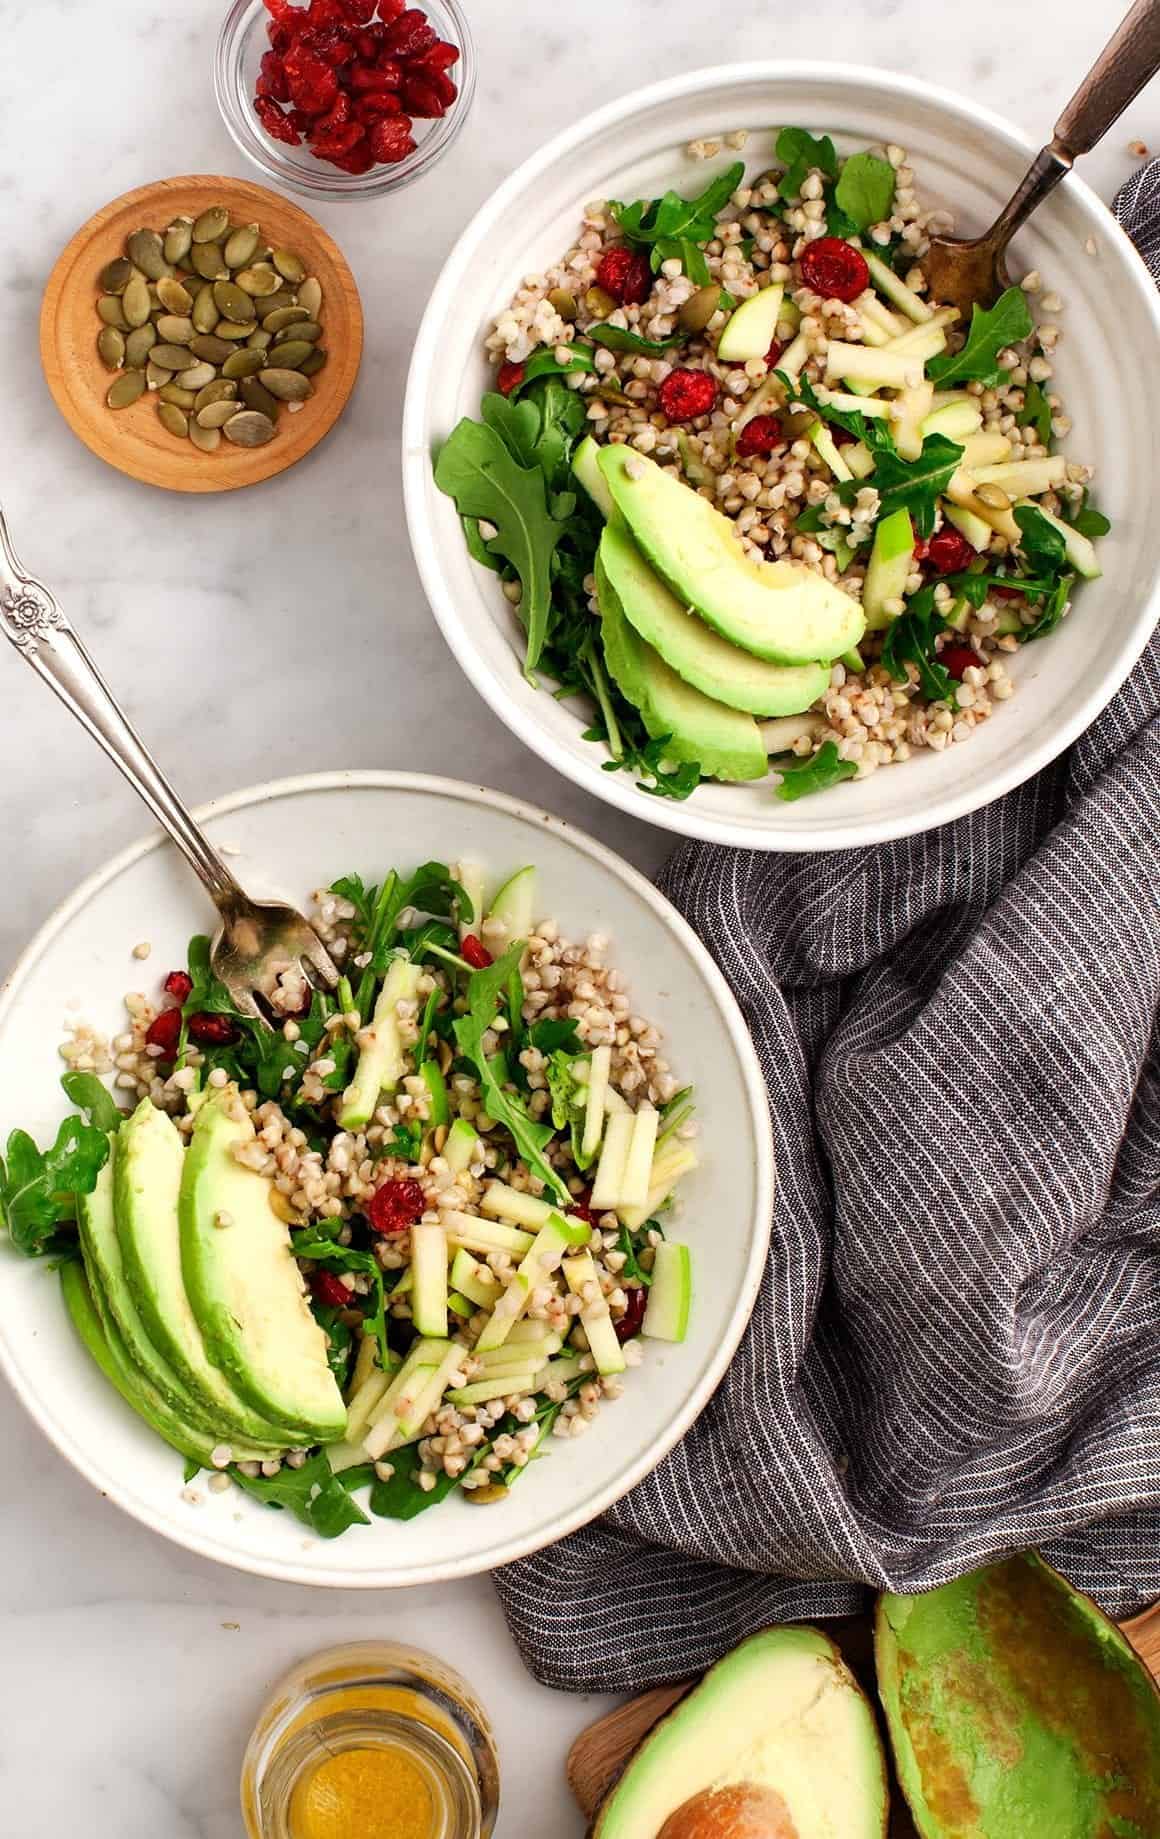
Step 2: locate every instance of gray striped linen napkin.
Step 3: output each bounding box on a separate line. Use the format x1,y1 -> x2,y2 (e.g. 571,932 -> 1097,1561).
493,170 -> 1160,1693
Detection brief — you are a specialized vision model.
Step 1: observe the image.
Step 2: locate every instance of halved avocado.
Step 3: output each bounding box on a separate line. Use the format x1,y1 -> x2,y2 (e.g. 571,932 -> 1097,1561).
592,1625 -> 889,1839
180,1089 -> 347,1444
598,444 -> 864,665
595,549 -> 768,783
876,1552 -> 1160,1839
600,522 -> 828,717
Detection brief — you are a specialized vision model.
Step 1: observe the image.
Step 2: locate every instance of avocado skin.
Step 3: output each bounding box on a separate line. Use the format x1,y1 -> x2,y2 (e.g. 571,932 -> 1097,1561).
876,1552 -> 1160,1839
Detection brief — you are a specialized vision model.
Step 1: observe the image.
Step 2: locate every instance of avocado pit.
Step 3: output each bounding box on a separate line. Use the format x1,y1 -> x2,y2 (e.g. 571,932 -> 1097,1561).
658,1782 -> 799,1839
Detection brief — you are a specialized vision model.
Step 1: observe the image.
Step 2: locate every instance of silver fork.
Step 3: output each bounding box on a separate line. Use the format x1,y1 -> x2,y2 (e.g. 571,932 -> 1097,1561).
0,506 -> 337,1024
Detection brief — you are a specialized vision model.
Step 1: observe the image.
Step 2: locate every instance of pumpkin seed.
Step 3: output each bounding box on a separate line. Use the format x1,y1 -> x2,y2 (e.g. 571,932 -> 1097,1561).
975,482 -> 1012,510
97,326 -> 126,369
150,342 -> 195,371
240,378 -> 279,419
223,222 -> 261,270
191,242 -> 228,281
259,367 -> 312,402
262,305 -> 310,334
235,262 -> 281,297
271,248 -> 306,285
266,339 -> 314,371
100,257 -> 135,295
145,283 -> 163,313
196,400 -> 241,430
124,323 -> 158,368
223,408 -> 276,447
107,370 -> 146,409
157,401 -> 190,438
678,283 -> 723,332
145,361 -> 171,391
156,276 -> 193,315
155,315 -> 195,346
189,334 -> 234,364
585,285 -> 618,319
97,294 -> 129,328
122,273 -> 152,328
177,361 -> 218,391
221,347 -> 266,380
299,348 -> 328,378
290,320 -> 322,344
189,421 -> 222,454
192,284 -> 219,334
163,217 -> 193,265
192,205 -> 230,245
213,279 -> 256,324
194,379 -> 238,413
464,1482 -> 509,1506
297,277 -> 322,320
159,383 -> 197,408
256,288 -> 296,319
547,287 -> 579,322
245,327 -> 273,351
215,319 -> 253,340
126,228 -> 167,280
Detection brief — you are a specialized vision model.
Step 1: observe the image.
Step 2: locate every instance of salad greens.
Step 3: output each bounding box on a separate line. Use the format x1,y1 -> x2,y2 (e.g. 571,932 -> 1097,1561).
775,126 -> 837,200
772,739 -> 859,801
833,151 -> 896,230
612,161 -> 746,273
0,1105 -> 109,1259
927,286 -> 1034,387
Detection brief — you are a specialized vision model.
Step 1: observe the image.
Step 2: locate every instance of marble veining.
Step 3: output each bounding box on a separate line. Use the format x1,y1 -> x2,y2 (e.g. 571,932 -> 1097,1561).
0,1 -> 1152,1831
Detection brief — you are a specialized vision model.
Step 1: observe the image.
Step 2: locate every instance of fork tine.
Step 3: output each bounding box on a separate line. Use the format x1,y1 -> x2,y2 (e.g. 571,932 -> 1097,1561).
229,981 -> 270,1026
301,930 -> 340,990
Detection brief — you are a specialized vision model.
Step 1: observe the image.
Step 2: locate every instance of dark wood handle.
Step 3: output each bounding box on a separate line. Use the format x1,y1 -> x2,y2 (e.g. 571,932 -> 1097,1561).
1054,0 -> 1160,158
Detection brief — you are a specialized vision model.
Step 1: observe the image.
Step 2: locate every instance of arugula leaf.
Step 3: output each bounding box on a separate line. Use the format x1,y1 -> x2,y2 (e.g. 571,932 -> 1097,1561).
776,127 -> 837,201
0,1116 -> 110,1257
293,1234 -> 390,1372
60,1072 -> 122,1134
880,584 -> 955,700
616,1222 -> 654,1287
231,1451 -> 370,1539
329,873 -> 375,932
1017,377 -> 1053,448
369,1442 -> 464,1519
1014,504 -> 1068,572
778,370 -> 896,453
652,238 -> 712,285
772,739 -> 858,801
461,515 -> 505,574
927,286 -> 1033,387
587,324 -> 687,357
833,151 -> 896,229
1021,572 -> 1074,641
544,1049 -> 594,1170
453,944 -> 570,1202
862,434 -> 964,538
528,1017 -> 581,1054
509,346 -> 597,394
311,1302 -> 354,1389
612,162 -> 745,260
1064,494 -> 1111,540
434,410 -> 569,677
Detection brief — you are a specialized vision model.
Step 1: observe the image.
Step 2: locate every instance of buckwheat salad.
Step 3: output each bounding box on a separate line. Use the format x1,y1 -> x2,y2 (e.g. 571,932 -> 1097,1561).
435,128 -> 1109,803
1,862 -> 696,1538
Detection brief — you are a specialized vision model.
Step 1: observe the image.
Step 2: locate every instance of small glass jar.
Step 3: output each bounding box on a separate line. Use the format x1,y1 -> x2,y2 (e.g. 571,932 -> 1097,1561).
242,1641 -> 501,1839
215,0 -> 477,203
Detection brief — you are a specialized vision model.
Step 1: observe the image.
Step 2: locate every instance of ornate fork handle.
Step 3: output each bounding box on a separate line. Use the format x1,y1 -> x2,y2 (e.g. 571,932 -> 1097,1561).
0,506 -> 244,913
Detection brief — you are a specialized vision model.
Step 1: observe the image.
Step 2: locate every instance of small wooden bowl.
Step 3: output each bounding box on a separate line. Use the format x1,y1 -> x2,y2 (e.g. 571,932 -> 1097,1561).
40,175 -> 363,494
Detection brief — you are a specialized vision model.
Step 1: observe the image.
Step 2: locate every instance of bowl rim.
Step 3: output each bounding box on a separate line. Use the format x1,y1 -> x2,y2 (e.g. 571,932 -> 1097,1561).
0,769 -> 774,1587
403,59 -> 1160,852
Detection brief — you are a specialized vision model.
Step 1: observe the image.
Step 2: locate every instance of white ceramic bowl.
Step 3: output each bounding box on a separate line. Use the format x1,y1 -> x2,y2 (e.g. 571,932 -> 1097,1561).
0,773 -> 772,1587
403,63 -> 1160,851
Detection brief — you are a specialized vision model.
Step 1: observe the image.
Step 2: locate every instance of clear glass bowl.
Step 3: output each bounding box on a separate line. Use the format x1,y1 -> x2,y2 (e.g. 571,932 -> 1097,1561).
215,0 -> 476,202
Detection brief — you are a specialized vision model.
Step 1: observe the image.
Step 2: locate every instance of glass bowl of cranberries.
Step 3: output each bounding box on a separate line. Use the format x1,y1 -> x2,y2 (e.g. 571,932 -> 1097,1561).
215,0 -> 476,201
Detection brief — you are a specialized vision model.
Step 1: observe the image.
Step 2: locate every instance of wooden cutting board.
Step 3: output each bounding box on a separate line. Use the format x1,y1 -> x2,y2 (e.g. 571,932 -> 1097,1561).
567,1602 -> 1160,1834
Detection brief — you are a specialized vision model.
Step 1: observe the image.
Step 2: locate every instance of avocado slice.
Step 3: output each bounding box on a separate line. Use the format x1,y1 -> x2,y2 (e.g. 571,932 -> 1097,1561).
61,1255 -> 281,1468
876,1552 -> 1160,1839
599,523 -> 828,717
596,550 -> 768,783
592,1624 -> 889,1838
179,1090 -> 348,1444
599,445 -> 864,665
115,1099 -> 299,1448
573,434 -> 616,519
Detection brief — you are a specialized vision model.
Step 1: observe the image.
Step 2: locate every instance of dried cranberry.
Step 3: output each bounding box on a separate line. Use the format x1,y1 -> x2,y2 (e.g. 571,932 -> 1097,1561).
267,21 -> 294,53
367,1177 -> 426,1235
311,1270 -> 353,1309
799,237 -> 870,304
925,529 -> 975,576
401,69 -> 448,116
163,969 -> 193,1004
353,27 -> 379,58
414,38 -> 460,71
350,59 -> 399,90
734,414 -> 782,458
284,40 -> 338,113
381,7 -> 437,56
569,1191 -> 596,1224
376,56 -> 403,85
287,106 -> 315,136
461,933 -> 494,968
187,1012 -> 241,1047
939,643 -> 984,681
367,115 -> 416,163
496,361 -> 525,396
300,25 -> 355,65
338,0 -> 377,18
255,95 -> 302,143
145,1007 -> 182,1059
257,50 -> 290,101
311,88 -> 353,133
263,0 -> 303,24
991,582 -> 1023,601
596,245 -> 652,306
421,67 -> 457,107
307,0 -> 347,25
353,91 -> 403,123
765,338 -> 784,369
658,368 -> 718,422
377,0 -> 407,17
615,1285 -> 648,1342
311,120 -> 365,157
329,139 -> 377,172
830,425 -> 856,447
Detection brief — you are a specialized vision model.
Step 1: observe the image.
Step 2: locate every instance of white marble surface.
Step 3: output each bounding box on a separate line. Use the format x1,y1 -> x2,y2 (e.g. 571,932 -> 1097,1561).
0,3 -> 1153,1833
